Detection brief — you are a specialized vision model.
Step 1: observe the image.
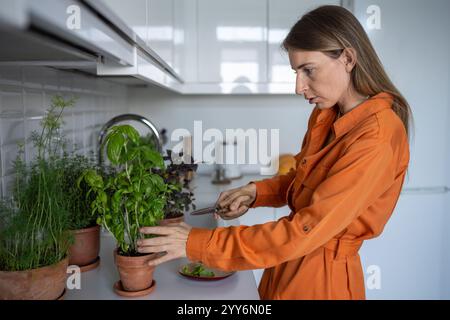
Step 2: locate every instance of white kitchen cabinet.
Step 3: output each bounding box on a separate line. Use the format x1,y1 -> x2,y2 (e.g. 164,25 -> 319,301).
101,0 -> 148,42
92,0 -> 353,94
172,0 -> 197,82
148,0 -> 174,68
179,0 -> 344,94
268,0 -> 341,84
197,0 -> 268,85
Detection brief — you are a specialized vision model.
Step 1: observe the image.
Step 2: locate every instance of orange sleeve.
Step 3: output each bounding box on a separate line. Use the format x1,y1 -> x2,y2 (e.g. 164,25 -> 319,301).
246,169 -> 296,208
186,137 -> 403,271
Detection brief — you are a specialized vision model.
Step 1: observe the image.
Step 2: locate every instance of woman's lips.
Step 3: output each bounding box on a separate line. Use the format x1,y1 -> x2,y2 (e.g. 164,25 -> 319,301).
309,97 -> 318,104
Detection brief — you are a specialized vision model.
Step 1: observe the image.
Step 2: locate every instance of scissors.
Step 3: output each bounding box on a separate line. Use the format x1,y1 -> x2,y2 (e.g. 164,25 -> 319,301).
190,204 -> 228,215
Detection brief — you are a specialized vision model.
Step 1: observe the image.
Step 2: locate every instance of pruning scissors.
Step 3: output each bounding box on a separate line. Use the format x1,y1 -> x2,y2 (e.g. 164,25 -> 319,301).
190,203 -> 227,216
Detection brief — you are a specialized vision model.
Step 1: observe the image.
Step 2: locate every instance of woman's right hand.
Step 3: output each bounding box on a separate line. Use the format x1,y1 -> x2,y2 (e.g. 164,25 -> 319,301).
214,183 -> 257,220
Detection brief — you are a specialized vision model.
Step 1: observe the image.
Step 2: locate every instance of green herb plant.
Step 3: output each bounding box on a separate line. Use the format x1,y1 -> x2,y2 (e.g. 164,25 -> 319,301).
57,151 -> 100,230
80,125 -> 168,255
0,95 -> 75,271
182,263 -> 215,277
154,150 -> 197,219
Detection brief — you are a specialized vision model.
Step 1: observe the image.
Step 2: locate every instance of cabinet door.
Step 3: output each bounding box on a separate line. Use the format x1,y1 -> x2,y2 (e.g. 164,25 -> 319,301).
148,0 -> 174,67
268,0 -> 340,83
197,0 -> 267,84
102,0 -> 148,42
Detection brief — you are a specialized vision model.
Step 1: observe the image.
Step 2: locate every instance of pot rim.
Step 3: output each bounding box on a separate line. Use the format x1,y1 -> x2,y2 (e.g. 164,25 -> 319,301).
0,256 -> 69,274
70,224 -> 100,234
114,248 -> 157,260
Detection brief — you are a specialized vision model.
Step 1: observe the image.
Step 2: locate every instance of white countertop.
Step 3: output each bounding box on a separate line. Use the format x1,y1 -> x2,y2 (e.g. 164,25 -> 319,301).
65,173 -> 268,300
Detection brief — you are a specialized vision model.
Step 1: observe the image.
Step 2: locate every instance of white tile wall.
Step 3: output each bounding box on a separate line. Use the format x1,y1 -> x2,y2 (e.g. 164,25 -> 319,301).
0,66 -> 129,198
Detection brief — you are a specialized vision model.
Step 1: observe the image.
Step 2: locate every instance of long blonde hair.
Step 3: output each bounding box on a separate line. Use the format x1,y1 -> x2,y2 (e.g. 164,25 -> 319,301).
282,5 -> 414,142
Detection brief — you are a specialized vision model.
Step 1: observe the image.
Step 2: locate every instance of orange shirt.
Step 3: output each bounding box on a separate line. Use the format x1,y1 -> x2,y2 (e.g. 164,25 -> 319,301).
186,92 -> 410,299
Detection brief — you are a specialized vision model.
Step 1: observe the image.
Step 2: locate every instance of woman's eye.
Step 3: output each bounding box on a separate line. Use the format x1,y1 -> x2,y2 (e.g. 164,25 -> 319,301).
304,68 -> 313,76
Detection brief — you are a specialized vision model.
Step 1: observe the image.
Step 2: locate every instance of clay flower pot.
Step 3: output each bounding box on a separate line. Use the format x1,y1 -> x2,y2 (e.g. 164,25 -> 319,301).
0,257 -> 69,300
185,170 -> 195,181
113,249 -> 157,296
158,213 -> 185,226
68,225 -> 100,272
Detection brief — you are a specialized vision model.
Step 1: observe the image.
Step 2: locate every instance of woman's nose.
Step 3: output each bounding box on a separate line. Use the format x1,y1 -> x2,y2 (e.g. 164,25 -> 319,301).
295,74 -> 308,95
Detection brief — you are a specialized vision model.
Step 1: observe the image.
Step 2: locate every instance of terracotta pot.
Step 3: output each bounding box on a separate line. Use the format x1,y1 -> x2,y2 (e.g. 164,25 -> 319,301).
185,170 -> 195,181
0,257 -> 68,300
114,249 -> 157,292
68,225 -> 100,268
158,214 -> 185,226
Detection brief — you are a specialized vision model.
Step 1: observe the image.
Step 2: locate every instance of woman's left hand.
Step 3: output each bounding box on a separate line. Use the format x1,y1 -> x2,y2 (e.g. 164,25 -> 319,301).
138,222 -> 192,267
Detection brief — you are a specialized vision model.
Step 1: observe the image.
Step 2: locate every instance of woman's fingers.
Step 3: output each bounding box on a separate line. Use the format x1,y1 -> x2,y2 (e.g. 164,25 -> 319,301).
138,236 -> 185,247
216,195 -> 249,218
220,205 -> 249,220
218,191 -> 244,210
140,226 -> 175,236
229,195 -> 251,210
134,223 -> 192,266
148,251 -> 178,267
216,190 -> 230,204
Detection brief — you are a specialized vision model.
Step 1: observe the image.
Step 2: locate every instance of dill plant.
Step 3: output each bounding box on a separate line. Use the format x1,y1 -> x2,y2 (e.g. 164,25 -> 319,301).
0,95 -> 76,271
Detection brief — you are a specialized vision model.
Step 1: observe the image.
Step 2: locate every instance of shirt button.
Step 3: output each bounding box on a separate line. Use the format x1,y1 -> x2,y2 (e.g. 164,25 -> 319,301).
303,225 -> 309,232
301,159 -> 307,165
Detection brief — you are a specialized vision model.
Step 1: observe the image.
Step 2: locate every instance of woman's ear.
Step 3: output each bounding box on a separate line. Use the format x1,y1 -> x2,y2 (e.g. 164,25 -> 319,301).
340,48 -> 357,73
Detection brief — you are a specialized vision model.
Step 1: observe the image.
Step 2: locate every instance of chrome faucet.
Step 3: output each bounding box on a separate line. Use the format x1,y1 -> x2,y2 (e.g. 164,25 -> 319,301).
97,113 -> 163,165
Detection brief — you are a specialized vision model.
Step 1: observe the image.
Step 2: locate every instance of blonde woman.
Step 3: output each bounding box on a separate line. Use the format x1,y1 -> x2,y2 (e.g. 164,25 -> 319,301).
138,5 -> 412,300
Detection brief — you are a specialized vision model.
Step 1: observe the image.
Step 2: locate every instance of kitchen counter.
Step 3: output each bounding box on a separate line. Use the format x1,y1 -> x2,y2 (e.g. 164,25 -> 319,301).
65,173 -> 268,300
65,234 -> 259,300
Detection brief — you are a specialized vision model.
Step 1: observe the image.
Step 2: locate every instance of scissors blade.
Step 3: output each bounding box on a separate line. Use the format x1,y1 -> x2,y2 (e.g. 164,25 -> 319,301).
190,205 -> 219,215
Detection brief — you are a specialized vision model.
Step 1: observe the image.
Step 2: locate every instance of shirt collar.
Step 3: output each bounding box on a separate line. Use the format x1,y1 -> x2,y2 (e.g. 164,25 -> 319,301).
314,92 -> 394,138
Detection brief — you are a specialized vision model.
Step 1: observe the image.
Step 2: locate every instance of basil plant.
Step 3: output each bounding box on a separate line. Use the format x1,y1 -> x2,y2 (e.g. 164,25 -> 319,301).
79,125 -> 167,255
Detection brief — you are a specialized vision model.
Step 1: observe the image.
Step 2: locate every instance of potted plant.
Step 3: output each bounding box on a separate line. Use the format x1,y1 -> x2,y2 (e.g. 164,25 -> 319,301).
0,95 -> 74,300
58,152 -> 102,272
155,150 -> 197,225
80,124 -> 168,297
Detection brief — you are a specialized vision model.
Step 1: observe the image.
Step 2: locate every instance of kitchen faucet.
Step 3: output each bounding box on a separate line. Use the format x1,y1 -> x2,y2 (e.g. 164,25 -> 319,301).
97,113 -> 164,166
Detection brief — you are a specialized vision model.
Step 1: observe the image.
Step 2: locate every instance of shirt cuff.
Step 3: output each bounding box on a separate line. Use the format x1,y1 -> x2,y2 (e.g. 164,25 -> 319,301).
186,227 -> 214,262
247,180 -> 272,208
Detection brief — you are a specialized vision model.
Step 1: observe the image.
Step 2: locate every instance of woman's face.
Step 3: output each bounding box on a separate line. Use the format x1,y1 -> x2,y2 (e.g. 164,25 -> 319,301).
288,49 -> 352,110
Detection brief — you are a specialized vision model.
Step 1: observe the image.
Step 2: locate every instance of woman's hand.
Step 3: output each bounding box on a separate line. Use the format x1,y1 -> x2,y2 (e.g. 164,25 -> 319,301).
138,222 -> 192,267
215,183 -> 257,220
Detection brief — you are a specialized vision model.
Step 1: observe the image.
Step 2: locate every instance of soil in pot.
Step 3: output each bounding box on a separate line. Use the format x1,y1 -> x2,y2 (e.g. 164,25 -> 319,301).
0,257 -> 69,300
113,249 -> 158,297
68,225 -> 100,272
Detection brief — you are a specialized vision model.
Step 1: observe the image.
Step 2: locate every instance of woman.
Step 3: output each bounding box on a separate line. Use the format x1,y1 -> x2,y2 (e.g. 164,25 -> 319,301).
137,5 -> 412,300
